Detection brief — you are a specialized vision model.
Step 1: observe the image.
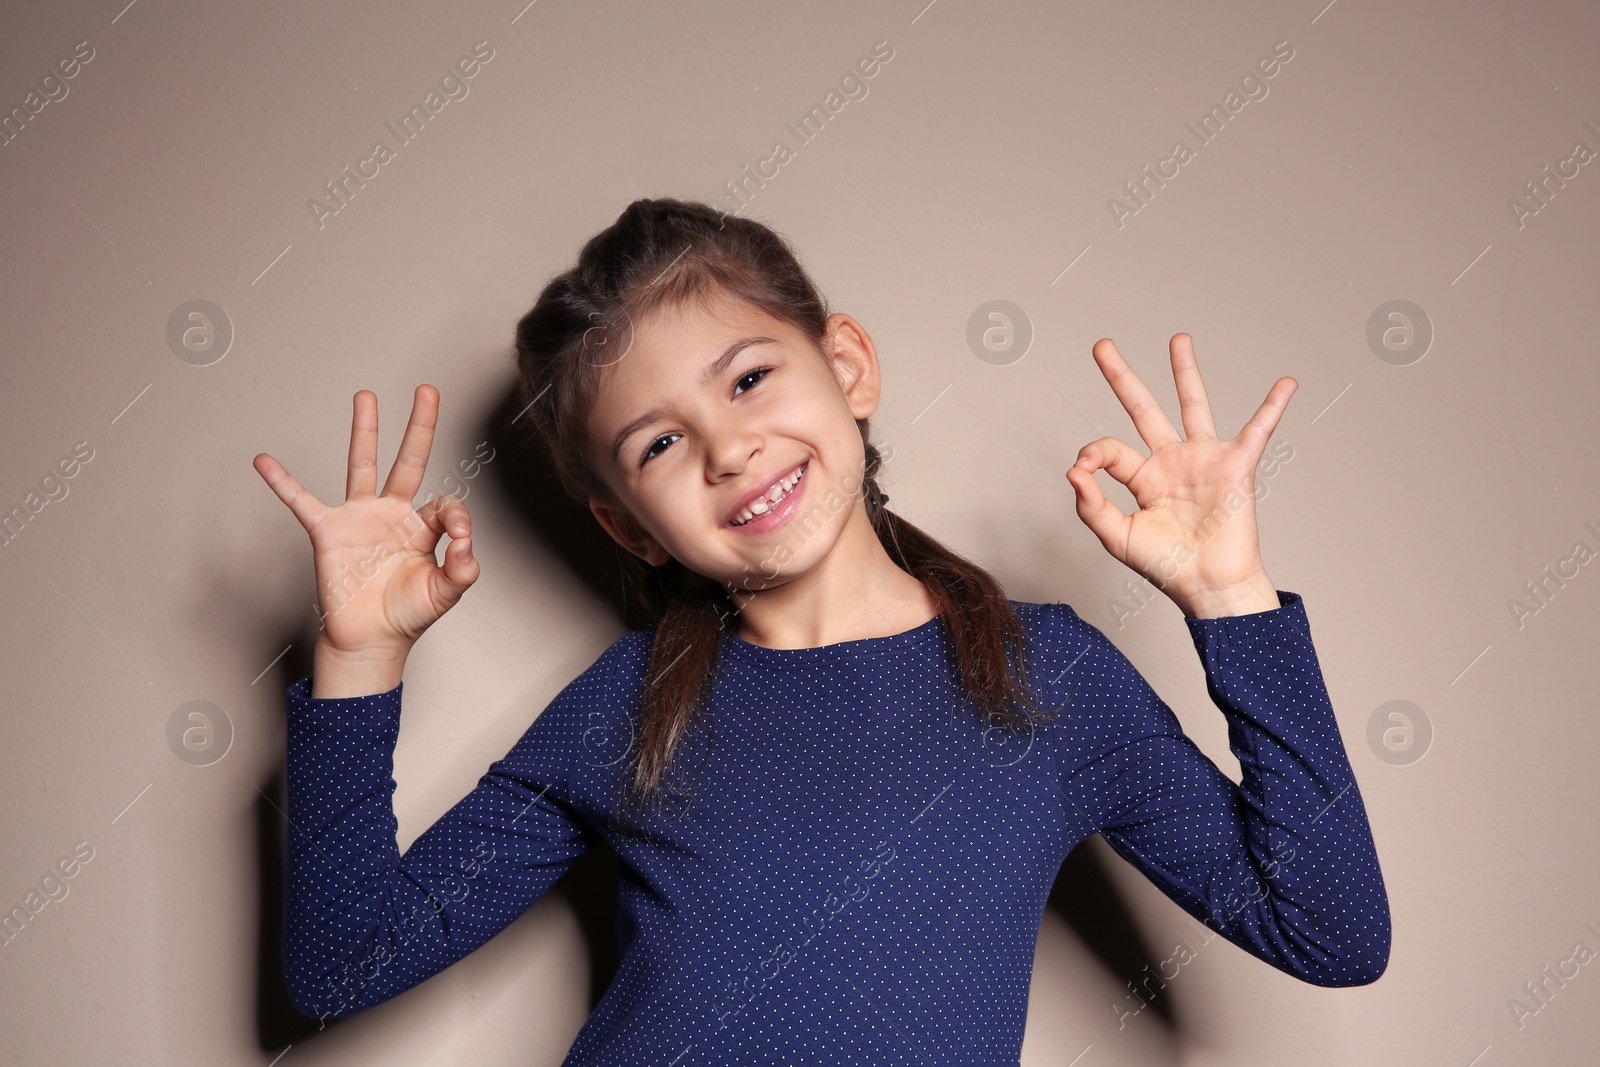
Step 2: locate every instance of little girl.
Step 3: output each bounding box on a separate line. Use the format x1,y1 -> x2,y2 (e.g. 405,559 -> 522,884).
253,197 -> 1390,1065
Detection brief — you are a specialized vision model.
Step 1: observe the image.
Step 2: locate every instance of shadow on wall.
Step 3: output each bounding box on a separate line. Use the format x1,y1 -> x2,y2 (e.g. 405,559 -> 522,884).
250,384 -> 1191,1052
1049,836 -> 1188,1055
250,384 -> 643,1050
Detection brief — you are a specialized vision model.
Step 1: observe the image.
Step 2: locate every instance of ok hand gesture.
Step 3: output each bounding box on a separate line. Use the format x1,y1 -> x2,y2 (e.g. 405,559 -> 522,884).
252,385 -> 479,662
1065,334 -> 1293,619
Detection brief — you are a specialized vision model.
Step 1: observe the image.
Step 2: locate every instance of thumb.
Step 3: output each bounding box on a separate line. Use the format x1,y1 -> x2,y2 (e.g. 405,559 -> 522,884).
431,533 -> 480,610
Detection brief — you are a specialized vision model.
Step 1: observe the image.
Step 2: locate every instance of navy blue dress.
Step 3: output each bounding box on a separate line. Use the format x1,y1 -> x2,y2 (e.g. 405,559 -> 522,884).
281,590 -> 1390,1065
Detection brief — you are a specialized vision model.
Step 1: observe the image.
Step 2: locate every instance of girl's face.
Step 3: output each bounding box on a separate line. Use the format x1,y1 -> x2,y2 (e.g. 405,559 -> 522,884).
583,288 -> 884,596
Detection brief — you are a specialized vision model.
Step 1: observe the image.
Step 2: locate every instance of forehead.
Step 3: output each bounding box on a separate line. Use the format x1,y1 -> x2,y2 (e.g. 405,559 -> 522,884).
632,288 -> 774,353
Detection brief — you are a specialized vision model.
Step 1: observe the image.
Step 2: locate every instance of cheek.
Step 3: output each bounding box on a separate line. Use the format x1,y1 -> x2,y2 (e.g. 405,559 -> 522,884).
646,476 -> 703,530
780,389 -> 852,441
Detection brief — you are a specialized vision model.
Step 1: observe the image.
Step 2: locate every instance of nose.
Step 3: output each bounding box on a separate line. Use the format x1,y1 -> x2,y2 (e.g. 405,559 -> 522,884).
703,410 -> 761,481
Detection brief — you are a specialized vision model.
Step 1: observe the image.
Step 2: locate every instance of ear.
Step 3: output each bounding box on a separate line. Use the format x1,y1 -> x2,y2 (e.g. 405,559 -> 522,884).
822,313 -> 882,421
589,495 -> 671,566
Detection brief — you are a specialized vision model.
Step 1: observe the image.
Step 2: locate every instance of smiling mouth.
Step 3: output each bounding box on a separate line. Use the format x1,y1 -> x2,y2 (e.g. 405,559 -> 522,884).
729,461 -> 807,527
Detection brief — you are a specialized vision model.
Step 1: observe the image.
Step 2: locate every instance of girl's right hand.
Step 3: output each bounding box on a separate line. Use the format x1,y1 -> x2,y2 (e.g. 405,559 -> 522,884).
252,385 -> 480,660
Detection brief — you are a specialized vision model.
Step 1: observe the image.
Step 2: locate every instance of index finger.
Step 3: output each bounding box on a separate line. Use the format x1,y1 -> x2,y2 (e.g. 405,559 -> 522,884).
1091,338 -> 1181,450
1233,376 -> 1298,463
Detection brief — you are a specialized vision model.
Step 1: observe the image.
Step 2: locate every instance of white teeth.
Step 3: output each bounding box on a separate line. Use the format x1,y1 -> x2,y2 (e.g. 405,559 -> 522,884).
732,463 -> 805,526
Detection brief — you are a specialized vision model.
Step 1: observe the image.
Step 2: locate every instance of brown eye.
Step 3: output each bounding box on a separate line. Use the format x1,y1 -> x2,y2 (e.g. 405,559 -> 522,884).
734,366 -> 774,396
639,432 -> 680,467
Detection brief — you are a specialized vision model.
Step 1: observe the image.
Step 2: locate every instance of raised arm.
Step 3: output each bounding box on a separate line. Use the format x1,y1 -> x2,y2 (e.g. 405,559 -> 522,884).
1056,591 -> 1391,987
280,673 -> 599,1022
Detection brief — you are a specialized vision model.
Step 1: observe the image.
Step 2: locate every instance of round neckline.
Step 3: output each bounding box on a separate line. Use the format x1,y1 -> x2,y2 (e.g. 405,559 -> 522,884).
720,610 -> 947,668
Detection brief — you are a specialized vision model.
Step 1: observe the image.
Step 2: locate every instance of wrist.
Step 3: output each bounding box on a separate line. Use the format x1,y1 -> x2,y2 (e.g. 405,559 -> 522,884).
311,638 -> 410,699
1178,575 -> 1279,619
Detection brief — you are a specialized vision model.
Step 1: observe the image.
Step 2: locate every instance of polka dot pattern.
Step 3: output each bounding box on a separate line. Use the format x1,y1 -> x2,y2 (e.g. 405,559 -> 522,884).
281,589 -> 1390,1063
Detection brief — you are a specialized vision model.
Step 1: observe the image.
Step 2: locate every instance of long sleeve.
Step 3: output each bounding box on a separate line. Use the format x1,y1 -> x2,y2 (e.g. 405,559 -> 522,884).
279,673 -> 600,1022
1058,590 -> 1391,987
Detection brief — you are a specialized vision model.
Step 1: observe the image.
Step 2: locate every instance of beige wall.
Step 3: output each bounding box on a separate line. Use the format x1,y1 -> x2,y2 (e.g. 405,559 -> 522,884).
3,0 -> 1598,1063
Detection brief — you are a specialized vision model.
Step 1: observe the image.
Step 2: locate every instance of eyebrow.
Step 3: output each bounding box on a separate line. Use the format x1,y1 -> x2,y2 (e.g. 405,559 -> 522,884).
609,335 -> 780,465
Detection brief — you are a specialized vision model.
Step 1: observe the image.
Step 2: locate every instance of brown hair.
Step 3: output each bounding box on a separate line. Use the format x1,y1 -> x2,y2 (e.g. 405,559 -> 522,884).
513,197 -> 1063,818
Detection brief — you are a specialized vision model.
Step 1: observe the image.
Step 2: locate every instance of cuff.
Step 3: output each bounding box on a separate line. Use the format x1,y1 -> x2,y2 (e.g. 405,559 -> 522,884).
1183,589 -> 1307,652
285,677 -> 405,740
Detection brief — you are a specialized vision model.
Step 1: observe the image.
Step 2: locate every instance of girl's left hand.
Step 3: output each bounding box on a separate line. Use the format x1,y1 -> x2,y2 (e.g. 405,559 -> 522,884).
1065,333 -> 1295,619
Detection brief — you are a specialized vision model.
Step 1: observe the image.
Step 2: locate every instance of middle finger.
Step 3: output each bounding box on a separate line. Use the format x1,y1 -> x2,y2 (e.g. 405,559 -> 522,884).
1169,333 -> 1217,441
